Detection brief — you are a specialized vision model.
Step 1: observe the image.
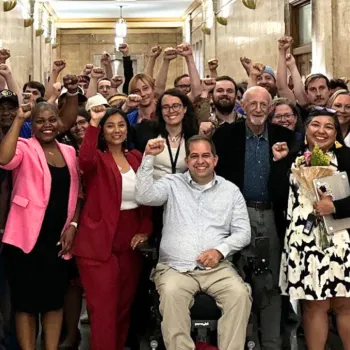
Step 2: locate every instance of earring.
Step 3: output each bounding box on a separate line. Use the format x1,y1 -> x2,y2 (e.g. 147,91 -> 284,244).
123,138 -> 129,154
304,136 -> 308,146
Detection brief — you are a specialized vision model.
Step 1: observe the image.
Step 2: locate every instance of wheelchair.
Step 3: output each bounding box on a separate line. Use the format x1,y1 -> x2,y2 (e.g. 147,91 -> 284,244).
137,242 -> 257,350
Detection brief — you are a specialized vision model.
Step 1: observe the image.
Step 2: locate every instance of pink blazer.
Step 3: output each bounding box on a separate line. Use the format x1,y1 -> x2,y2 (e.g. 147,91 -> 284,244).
0,137 -> 80,254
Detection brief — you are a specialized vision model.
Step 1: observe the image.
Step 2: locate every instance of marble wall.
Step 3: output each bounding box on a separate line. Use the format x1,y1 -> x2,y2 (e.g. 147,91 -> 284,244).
0,3 -> 54,89
56,29 -> 184,89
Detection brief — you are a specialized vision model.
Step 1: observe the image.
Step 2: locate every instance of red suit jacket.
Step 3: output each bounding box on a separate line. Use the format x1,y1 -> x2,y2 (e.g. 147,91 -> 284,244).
72,125 -> 152,261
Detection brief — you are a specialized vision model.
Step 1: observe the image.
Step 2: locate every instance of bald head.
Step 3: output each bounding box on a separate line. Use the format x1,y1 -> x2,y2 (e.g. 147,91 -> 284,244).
242,86 -> 273,133
242,86 -> 272,105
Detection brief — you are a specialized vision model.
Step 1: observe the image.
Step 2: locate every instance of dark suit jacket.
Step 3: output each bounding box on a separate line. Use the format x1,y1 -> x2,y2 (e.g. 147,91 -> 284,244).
73,125 -> 152,261
213,120 -> 297,237
332,146 -> 350,220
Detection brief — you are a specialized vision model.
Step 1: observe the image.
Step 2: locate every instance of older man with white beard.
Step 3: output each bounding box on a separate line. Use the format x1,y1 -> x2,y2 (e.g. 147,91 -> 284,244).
212,86 -> 297,350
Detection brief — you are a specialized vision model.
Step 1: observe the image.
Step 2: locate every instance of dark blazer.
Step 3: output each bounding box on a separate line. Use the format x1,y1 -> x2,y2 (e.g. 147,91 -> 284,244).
213,120 -> 297,237
73,125 -> 152,261
328,146 -> 350,220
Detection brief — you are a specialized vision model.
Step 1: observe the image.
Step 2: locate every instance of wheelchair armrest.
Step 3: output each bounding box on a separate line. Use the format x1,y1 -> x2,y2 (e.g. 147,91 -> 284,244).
136,241 -> 158,260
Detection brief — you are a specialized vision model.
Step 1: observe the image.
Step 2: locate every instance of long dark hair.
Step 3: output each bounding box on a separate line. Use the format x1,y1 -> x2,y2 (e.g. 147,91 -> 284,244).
155,89 -> 198,141
97,108 -> 132,152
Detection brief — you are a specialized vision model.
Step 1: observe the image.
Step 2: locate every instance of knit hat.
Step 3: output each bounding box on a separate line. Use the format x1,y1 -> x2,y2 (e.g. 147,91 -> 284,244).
264,66 -> 276,80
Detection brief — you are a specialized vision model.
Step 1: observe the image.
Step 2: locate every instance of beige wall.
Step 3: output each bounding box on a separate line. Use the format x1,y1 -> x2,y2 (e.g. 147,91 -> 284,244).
187,0 -> 285,83
56,28 -> 184,89
0,4 -> 54,89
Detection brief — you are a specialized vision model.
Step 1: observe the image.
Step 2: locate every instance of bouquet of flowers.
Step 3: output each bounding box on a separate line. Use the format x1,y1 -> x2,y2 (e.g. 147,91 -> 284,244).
292,144 -> 336,249
292,144 -> 335,199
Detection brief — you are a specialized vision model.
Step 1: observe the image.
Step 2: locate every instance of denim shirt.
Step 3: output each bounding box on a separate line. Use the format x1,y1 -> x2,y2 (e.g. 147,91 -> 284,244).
243,125 -> 270,201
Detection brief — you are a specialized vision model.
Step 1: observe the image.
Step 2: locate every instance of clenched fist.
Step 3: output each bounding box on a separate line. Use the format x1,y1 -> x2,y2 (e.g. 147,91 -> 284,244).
16,104 -> 32,120
122,94 -> 142,112
91,67 -> 105,80
90,105 -> 107,123
0,64 -> 11,77
176,43 -> 193,57
201,78 -> 216,92
278,36 -> 293,52
208,59 -> 218,71
240,56 -> 252,73
148,45 -> 162,58
118,43 -> 129,57
63,75 -> 79,94
163,47 -> 177,61
145,139 -> 165,156
52,60 -> 66,73
0,49 -> 10,63
82,64 -> 94,76
250,63 -> 265,78
100,52 -> 111,66
111,75 -> 124,89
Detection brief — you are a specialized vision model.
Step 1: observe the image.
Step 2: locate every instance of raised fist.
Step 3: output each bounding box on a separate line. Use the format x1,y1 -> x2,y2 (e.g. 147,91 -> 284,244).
17,104 -> 32,120
145,138 -> 165,156
240,56 -> 252,73
82,64 -> 94,76
201,78 -> 216,92
0,49 -> 10,63
91,67 -> 105,80
176,43 -> 193,57
100,52 -> 111,66
250,63 -> 265,78
278,36 -> 293,52
118,43 -> 129,56
90,105 -> 107,121
163,47 -> 177,61
63,75 -> 79,94
111,75 -> 124,89
124,94 -> 142,111
285,54 -> 296,68
52,60 -> 66,73
272,142 -> 289,161
208,59 -> 218,71
148,45 -> 162,58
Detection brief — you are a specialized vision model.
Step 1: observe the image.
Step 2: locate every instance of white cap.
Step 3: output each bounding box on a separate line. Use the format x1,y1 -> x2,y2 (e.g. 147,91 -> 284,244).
85,93 -> 109,112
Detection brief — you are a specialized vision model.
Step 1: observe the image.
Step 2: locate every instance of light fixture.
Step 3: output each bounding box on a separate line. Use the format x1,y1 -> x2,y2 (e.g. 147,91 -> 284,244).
115,6 -> 127,38
45,19 -> 52,43
23,0 -> 34,27
242,0 -> 257,10
35,2 -> 44,36
3,0 -> 17,12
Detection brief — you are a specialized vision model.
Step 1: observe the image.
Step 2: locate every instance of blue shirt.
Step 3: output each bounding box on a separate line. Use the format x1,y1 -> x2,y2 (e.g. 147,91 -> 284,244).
243,125 -> 270,201
136,156 -> 251,272
20,121 -> 31,139
127,109 -> 138,126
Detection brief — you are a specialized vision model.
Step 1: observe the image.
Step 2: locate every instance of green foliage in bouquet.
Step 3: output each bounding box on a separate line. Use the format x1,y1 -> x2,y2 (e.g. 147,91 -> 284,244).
310,144 -> 331,166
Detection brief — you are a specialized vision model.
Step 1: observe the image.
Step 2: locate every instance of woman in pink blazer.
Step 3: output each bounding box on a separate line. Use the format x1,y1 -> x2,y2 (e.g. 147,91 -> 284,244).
0,102 -> 81,350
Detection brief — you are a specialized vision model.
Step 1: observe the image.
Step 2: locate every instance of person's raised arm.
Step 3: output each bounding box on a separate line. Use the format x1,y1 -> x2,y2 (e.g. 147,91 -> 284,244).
240,56 -> 252,77
135,138 -> 170,206
80,63 -> 93,77
276,36 -> 296,102
286,54 -> 310,107
208,59 -> 218,79
0,104 -> 31,166
79,105 -> 107,175
58,75 -> 79,133
45,60 -> 66,100
0,64 -> 22,104
86,67 -> 105,99
110,75 -> 124,95
248,63 -> 265,89
177,43 -> 201,102
100,52 -> 113,80
155,47 -> 177,97
145,46 -> 162,78
119,43 -> 134,94
0,49 -> 11,90
47,82 -> 62,105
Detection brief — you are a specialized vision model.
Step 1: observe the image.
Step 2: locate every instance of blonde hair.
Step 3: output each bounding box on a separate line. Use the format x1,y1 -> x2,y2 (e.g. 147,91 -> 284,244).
128,73 -> 155,95
328,89 -> 350,108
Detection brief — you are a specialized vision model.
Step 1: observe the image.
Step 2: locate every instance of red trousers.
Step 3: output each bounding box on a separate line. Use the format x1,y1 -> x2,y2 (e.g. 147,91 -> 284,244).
77,209 -> 142,350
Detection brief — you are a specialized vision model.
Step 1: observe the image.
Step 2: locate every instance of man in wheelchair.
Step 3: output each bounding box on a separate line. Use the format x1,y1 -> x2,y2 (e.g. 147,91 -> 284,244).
136,135 -> 252,350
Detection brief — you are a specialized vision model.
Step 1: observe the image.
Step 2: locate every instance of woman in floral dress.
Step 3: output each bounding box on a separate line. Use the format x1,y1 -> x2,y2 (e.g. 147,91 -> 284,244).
279,108 -> 350,350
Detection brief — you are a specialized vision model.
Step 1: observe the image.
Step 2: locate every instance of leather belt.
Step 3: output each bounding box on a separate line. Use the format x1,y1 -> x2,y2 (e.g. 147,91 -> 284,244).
246,200 -> 273,210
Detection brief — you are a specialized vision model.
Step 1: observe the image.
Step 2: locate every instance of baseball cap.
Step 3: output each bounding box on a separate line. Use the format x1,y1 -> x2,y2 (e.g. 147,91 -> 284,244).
85,94 -> 109,112
0,89 -> 19,107
264,66 -> 276,80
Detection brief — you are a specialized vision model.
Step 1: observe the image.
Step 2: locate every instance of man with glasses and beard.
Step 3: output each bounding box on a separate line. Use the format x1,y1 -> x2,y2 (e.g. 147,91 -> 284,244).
212,76 -> 242,125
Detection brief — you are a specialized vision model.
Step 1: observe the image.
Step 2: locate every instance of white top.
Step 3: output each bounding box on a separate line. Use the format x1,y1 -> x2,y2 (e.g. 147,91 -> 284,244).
121,168 -> 139,210
153,137 -> 187,180
344,133 -> 350,147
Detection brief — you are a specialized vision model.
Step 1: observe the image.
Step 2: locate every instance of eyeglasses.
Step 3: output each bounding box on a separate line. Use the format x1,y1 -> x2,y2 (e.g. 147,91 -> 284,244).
312,106 -> 336,114
273,113 -> 295,121
175,84 -> 191,90
73,119 -> 89,128
161,103 -> 183,113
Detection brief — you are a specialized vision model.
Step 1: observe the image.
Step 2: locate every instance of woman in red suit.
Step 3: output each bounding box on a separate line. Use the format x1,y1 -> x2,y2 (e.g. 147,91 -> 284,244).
72,105 -> 152,350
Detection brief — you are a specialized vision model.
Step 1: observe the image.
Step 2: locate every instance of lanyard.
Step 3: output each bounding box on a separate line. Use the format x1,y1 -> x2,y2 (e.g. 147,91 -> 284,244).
166,135 -> 182,174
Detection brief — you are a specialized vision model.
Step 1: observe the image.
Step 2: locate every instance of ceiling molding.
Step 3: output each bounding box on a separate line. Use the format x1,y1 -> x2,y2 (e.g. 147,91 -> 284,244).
56,21 -> 184,29
57,28 -> 182,35
57,17 -> 182,23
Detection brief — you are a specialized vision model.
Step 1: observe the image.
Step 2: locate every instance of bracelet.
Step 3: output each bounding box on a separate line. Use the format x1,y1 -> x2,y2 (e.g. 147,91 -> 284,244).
66,90 -> 79,97
69,222 -> 78,229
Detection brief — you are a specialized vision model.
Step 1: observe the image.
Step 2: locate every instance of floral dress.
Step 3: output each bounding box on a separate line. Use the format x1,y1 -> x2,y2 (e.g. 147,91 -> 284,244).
279,153 -> 350,300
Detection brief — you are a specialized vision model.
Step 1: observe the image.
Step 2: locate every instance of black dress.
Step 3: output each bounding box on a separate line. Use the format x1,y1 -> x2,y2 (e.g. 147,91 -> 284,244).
4,164 -> 71,314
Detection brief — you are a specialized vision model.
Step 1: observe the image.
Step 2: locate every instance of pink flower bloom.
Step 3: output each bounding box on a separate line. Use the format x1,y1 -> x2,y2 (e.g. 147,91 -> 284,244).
304,150 -> 312,165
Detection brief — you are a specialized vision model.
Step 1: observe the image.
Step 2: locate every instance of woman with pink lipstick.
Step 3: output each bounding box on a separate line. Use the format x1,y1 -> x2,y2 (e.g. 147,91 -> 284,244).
0,102 -> 80,350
